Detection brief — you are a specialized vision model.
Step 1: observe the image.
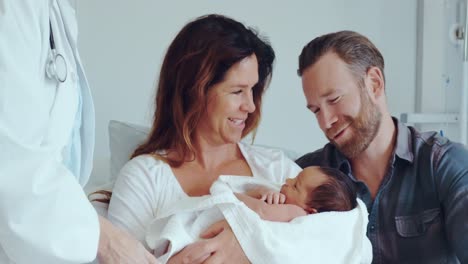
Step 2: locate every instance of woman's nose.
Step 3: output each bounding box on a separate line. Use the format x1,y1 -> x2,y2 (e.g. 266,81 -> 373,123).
240,91 -> 256,113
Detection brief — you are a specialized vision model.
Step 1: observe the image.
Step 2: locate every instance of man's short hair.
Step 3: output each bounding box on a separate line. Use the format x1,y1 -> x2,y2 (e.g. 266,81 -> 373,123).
297,30 -> 385,87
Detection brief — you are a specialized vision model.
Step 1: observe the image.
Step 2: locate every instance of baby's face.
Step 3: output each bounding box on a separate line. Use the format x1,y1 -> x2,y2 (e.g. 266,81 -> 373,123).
280,166 -> 328,210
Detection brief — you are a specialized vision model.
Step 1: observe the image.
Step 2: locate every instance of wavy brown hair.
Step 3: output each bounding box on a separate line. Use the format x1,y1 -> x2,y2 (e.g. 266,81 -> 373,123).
132,14 -> 275,167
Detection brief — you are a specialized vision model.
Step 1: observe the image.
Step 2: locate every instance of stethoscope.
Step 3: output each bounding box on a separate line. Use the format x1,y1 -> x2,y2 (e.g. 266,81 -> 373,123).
46,22 -> 68,83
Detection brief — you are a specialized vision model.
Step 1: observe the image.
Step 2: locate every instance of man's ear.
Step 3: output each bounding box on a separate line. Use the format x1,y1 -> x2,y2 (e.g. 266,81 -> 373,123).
365,66 -> 385,100
305,207 -> 318,214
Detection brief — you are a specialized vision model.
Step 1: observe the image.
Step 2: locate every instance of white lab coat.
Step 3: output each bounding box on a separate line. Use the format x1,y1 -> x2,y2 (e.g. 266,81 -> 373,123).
0,0 -> 99,263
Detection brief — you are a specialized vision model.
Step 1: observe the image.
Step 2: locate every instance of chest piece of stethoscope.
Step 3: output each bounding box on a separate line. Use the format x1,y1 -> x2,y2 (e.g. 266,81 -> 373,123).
46,22 -> 68,83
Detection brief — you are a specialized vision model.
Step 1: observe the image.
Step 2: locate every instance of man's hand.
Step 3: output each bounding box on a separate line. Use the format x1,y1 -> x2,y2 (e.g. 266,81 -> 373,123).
97,216 -> 159,264
168,220 -> 249,264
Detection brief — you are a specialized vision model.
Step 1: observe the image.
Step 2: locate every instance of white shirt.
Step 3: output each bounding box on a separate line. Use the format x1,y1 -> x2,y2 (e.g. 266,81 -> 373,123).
107,142 -> 301,244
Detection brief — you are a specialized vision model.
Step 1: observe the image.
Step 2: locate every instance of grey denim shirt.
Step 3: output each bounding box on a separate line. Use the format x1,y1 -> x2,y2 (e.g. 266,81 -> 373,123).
296,118 -> 468,264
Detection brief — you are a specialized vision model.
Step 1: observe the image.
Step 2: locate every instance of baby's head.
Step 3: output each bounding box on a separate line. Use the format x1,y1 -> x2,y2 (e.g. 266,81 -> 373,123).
280,166 -> 357,214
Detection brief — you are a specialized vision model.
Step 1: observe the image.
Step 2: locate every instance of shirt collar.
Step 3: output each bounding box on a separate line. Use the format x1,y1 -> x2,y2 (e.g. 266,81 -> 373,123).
393,117 -> 414,163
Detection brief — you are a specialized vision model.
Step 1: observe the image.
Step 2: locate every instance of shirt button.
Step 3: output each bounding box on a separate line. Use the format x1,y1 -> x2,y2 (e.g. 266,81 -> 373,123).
370,225 -> 375,231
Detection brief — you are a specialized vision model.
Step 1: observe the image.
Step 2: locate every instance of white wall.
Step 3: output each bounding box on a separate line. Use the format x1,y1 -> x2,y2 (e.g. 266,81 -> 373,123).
76,1 -> 418,188
418,0 -> 466,141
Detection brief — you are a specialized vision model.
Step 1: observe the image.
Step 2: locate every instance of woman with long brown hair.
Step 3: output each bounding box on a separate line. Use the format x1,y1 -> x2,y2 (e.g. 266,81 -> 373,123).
107,14 -> 301,263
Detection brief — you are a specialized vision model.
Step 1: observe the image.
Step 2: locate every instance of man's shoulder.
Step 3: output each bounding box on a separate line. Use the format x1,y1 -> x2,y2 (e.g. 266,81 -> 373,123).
407,126 -> 468,174
410,127 -> 450,147
409,127 -> 465,158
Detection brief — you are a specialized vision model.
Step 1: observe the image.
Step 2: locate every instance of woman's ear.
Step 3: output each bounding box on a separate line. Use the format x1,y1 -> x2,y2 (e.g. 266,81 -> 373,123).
305,207 -> 318,214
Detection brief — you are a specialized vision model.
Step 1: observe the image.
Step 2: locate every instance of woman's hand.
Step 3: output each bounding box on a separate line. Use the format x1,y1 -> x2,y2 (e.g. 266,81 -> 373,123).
97,216 -> 159,264
168,220 -> 249,264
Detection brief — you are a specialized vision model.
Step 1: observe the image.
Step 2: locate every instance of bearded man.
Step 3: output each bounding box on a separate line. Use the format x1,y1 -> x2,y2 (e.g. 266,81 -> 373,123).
295,31 -> 468,264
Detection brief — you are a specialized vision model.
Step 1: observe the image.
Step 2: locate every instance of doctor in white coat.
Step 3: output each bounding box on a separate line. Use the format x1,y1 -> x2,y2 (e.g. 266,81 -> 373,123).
0,1 -> 157,263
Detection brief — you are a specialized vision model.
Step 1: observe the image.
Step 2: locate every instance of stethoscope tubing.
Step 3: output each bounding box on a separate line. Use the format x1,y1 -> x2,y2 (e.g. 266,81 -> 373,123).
48,21 -> 67,83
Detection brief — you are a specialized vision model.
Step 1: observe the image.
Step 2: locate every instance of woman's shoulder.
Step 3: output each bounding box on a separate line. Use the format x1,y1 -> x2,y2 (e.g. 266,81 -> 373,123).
121,154 -> 167,172
115,154 -> 170,187
111,153 -> 186,218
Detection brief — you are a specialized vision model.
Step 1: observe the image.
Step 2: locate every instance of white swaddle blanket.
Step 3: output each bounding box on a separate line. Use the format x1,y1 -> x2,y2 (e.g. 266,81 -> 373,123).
146,176 -> 372,264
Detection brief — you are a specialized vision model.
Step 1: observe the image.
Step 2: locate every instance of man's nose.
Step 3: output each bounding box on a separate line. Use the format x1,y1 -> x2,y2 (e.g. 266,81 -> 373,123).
317,107 -> 338,130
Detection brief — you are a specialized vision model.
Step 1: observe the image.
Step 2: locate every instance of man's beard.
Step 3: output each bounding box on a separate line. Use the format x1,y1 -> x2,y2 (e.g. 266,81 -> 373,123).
327,89 -> 382,159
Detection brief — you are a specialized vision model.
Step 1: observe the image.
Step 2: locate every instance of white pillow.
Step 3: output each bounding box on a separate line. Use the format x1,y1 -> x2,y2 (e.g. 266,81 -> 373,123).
108,120 -> 301,179
108,120 -> 150,178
